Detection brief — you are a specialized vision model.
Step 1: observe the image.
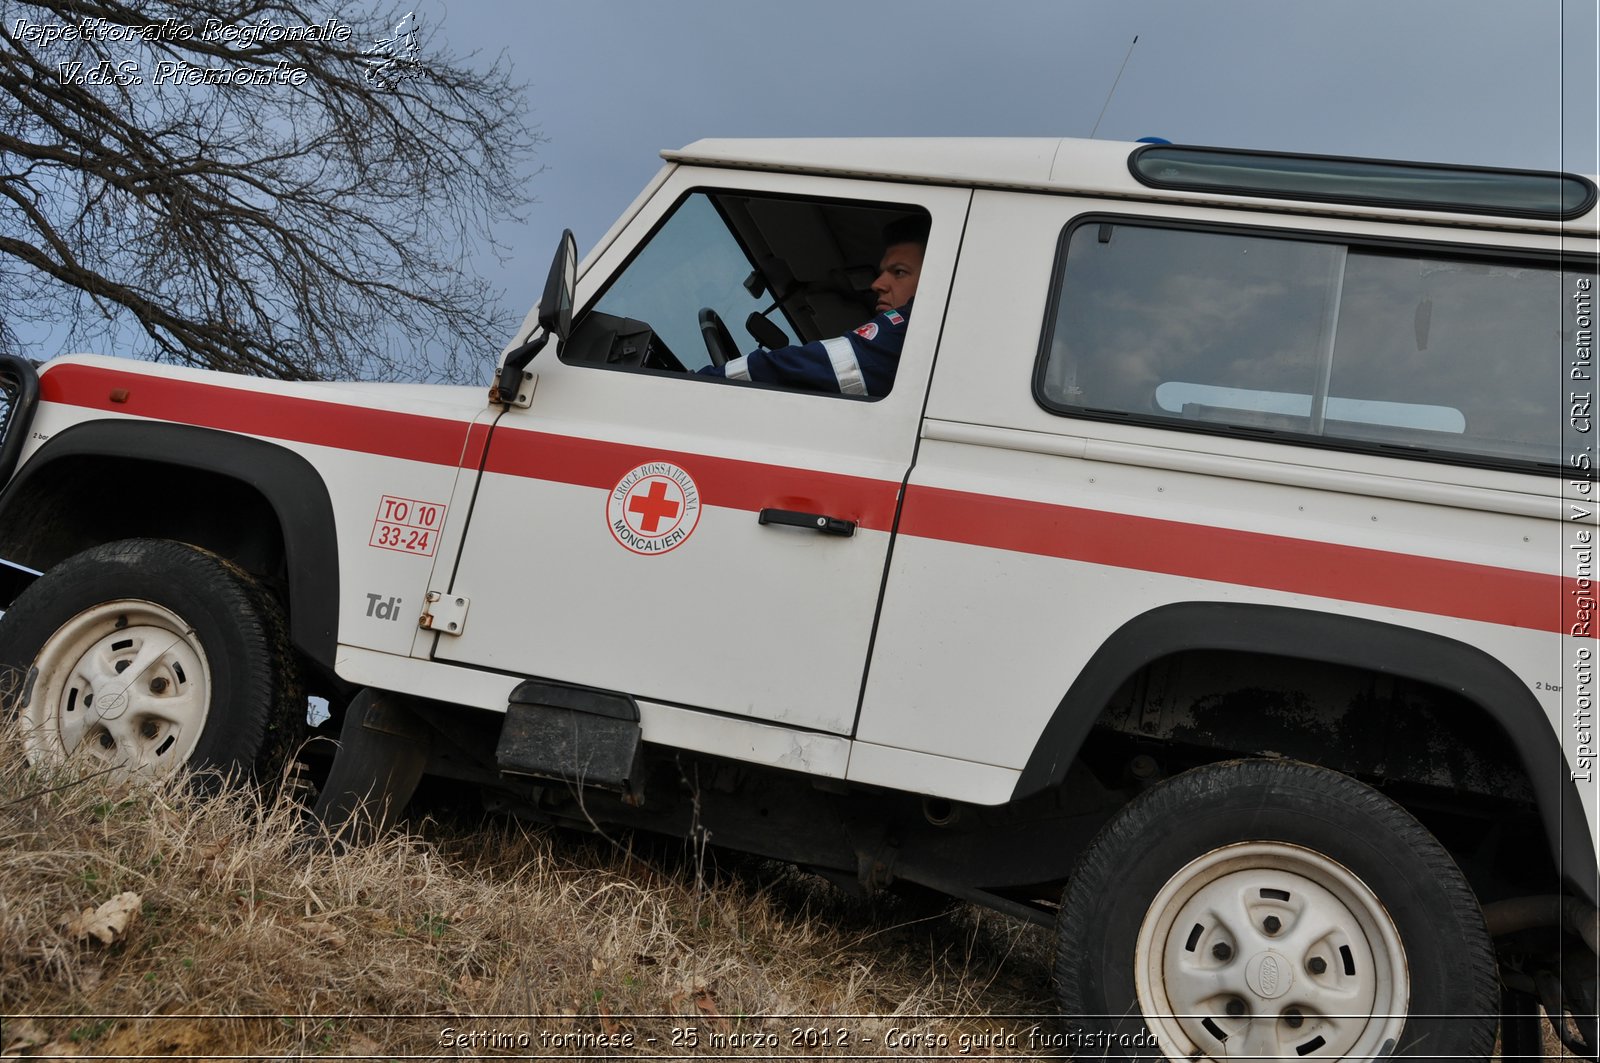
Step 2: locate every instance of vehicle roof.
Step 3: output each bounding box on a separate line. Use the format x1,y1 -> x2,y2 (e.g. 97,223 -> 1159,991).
663,137 -> 1600,236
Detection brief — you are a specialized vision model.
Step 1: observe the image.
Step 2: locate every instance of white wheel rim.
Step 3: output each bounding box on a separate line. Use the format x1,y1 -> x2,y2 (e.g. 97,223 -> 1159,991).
1134,841 -> 1409,1061
20,600 -> 212,779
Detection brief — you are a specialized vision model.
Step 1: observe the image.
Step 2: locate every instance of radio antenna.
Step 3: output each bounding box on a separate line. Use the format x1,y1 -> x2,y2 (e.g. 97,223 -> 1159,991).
1090,35 -> 1139,139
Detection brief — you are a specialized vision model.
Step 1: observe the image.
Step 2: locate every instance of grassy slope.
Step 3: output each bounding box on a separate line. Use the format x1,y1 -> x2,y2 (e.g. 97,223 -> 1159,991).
0,745 -> 1575,1060
0,752 -> 1058,1058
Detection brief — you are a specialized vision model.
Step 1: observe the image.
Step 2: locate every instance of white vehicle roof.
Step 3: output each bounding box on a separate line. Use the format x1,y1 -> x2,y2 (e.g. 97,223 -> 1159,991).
664,136 -> 1600,235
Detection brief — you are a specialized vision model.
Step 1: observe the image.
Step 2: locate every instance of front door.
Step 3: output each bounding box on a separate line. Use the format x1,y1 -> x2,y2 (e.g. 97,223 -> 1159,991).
435,169 -> 968,734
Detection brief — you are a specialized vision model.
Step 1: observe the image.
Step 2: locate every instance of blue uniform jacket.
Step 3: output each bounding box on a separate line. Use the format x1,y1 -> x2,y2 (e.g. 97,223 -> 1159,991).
697,303 -> 910,397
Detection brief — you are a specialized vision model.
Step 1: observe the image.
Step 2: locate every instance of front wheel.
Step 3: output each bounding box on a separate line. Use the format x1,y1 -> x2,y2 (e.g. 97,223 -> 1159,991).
0,539 -> 300,782
1055,758 -> 1497,1061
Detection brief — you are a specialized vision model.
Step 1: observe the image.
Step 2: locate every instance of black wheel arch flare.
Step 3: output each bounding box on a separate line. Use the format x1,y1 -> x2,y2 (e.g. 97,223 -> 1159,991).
1013,601 -> 1599,905
0,420 -> 339,671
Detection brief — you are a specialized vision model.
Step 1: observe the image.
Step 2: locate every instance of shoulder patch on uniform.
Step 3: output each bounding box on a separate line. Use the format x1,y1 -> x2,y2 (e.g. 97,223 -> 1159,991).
884,309 -> 905,326
854,322 -> 880,341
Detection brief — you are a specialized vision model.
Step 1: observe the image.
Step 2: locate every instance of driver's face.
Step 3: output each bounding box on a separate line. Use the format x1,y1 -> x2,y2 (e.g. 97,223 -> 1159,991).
871,242 -> 924,313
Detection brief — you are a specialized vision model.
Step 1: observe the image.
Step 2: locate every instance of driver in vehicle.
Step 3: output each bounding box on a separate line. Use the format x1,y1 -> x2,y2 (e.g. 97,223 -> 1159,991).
697,217 -> 927,397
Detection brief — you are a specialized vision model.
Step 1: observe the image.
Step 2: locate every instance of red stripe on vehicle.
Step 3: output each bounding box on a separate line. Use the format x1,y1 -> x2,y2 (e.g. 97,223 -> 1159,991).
481,428 -> 904,532
38,363 -> 1579,633
40,363 -> 478,467
897,485 -> 1572,633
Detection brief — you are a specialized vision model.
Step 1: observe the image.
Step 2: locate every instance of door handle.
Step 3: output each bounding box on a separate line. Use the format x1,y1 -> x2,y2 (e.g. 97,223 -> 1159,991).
758,508 -> 856,537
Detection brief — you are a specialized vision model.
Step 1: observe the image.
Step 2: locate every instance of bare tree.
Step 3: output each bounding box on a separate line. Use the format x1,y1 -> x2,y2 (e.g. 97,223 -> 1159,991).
0,0 -> 540,380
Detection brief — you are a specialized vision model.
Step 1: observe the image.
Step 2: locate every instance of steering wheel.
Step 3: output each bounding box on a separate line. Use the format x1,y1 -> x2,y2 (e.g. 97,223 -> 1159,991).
698,307 -> 739,368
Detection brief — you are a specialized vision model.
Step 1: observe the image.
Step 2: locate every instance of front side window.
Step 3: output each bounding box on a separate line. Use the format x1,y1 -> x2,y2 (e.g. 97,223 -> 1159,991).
562,190 -> 924,397
1037,219 -> 1595,473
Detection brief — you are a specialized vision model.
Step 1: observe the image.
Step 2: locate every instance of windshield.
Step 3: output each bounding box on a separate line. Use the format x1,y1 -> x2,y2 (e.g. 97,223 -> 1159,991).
591,196 -> 780,370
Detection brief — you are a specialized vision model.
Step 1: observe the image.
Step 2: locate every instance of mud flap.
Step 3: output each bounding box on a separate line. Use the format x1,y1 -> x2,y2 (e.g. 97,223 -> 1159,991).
312,688 -> 428,839
495,679 -> 641,791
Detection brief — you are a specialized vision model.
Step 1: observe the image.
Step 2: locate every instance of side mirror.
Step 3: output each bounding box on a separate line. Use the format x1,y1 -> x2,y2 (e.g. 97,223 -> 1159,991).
494,229 -> 577,407
538,229 -> 577,342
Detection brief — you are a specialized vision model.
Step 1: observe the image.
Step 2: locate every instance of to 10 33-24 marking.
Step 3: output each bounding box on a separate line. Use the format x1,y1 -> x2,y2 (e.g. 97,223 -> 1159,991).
369,493 -> 446,556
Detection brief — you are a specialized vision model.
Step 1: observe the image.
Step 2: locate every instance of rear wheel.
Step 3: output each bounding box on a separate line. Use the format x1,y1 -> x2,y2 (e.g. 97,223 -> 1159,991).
1,539 -> 299,782
1055,758 -> 1498,1061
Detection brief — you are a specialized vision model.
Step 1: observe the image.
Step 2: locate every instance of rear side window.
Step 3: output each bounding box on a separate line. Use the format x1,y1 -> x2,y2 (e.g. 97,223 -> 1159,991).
1035,218 -> 1596,474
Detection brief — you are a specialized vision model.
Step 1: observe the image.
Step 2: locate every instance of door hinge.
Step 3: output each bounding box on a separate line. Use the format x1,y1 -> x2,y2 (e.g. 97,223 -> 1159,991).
488,368 -> 537,409
419,591 -> 470,636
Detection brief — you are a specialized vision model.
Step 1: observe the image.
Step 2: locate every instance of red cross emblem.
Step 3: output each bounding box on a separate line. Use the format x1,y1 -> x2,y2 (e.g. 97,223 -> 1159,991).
608,462 -> 701,555
627,479 -> 681,533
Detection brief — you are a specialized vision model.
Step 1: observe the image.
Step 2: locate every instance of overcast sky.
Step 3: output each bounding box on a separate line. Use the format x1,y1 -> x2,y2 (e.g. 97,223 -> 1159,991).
424,0 -> 1599,333
14,1 -> 1600,369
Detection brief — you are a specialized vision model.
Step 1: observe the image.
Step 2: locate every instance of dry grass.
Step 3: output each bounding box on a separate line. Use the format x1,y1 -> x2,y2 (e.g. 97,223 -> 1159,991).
0,733 -> 1583,1060
0,742 -> 1059,1059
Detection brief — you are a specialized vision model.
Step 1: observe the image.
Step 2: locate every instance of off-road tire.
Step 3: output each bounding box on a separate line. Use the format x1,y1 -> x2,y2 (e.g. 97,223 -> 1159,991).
1055,758 -> 1498,1061
0,538 -> 301,783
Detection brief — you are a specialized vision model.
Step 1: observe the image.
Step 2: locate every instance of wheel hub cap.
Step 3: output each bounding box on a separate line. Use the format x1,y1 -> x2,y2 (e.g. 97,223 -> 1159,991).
1134,841 -> 1408,1060
1246,950 -> 1292,999
20,601 -> 212,778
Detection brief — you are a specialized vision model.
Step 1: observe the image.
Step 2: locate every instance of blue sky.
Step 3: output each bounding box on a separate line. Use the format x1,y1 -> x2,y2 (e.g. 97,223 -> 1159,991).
14,0 -> 1600,370
424,0 -> 1599,334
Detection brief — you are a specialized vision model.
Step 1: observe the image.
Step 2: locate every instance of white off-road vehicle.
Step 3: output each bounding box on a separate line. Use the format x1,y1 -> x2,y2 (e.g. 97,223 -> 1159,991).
1,137 -> 1596,1061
